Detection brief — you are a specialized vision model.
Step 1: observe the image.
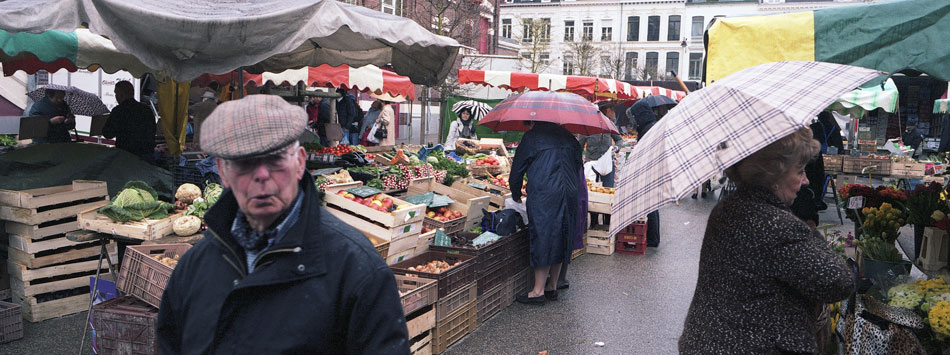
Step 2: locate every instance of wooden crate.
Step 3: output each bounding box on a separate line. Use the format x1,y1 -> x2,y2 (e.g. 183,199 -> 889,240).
406,306 -> 435,340
14,292 -> 88,322
822,155 -> 843,173
415,230 -> 436,256
5,219 -> 79,240
571,248 -> 585,260
0,182 -> 108,227
8,240 -> 115,269
588,201 -> 611,214
324,182 -> 425,227
587,190 -> 613,205
450,180 -> 508,209
408,178 -> 491,231
327,206 -> 423,242
889,162 -> 926,177
842,156 -> 891,174
78,209 -> 182,241
411,331 -> 432,355
7,259 -> 111,299
585,227 -> 615,256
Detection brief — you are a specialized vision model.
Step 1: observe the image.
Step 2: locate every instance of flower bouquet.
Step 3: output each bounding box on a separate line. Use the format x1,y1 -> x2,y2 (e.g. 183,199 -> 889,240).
838,184 -> 907,225
903,182 -> 948,226
885,277 -> 950,350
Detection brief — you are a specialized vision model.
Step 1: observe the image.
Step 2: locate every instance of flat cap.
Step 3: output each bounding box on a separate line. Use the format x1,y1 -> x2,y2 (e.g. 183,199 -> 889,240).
200,95 -> 306,160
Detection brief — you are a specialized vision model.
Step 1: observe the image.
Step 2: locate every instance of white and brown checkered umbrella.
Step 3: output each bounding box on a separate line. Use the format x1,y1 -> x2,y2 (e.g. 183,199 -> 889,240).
608,61 -> 882,237
27,84 -> 110,116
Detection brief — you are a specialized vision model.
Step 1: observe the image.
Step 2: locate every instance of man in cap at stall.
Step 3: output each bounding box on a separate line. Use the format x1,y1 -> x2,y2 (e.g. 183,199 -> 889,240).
156,95 -> 410,354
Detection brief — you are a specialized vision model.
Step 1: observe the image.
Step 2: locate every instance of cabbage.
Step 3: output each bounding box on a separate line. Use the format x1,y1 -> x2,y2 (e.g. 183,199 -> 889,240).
203,182 -> 223,205
98,181 -> 173,222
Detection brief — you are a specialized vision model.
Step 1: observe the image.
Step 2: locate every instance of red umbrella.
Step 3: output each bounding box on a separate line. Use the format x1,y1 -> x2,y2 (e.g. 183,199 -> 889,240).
478,91 -> 619,135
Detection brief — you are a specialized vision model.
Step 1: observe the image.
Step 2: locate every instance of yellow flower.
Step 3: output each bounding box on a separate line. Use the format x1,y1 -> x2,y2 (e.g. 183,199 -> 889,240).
930,301 -> 950,336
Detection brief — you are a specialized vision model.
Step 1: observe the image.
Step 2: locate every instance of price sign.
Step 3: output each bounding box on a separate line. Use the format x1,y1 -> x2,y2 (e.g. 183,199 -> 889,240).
847,196 -> 864,209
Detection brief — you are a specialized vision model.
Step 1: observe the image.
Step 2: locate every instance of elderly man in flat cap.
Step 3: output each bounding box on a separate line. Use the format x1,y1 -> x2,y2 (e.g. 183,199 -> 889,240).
156,95 -> 410,354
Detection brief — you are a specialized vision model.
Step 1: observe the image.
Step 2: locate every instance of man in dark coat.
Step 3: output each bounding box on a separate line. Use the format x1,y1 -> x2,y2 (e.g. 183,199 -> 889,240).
625,100 -> 662,246
336,87 -> 359,144
26,88 -> 74,143
157,95 -> 409,354
103,81 -> 156,163
509,121 -> 582,304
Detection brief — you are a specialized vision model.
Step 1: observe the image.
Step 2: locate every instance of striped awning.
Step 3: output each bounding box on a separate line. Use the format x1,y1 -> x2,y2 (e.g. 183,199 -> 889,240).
458,69 -> 640,100
936,99 -> 949,114
828,77 -> 898,117
198,64 -> 416,100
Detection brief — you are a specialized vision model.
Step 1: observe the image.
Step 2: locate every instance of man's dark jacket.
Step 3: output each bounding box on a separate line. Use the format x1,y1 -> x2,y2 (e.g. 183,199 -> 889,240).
102,98 -> 156,159
156,174 -> 410,354
336,93 -> 358,130
26,96 -> 73,143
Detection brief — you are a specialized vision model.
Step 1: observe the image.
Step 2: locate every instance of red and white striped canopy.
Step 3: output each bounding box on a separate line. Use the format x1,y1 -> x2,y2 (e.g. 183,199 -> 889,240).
458,69 -> 639,100
199,64 -> 416,99
633,86 -> 687,102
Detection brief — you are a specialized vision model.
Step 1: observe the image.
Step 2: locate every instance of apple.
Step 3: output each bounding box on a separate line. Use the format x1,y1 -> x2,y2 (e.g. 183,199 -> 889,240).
443,211 -> 453,218
371,200 -> 383,208
336,190 -> 346,196
374,194 -> 385,201
426,211 -> 436,218
344,193 -> 355,200
453,211 -> 462,219
353,197 -> 363,204
362,199 -> 373,207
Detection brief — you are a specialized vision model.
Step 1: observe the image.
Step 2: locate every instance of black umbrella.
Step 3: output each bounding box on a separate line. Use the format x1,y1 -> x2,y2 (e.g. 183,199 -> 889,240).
636,95 -> 677,108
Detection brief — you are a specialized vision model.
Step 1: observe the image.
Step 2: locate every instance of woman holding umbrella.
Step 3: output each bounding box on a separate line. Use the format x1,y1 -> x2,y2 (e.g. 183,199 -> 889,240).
26,89 -> 74,143
445,100 -> 490,152
480,91 -> 614,304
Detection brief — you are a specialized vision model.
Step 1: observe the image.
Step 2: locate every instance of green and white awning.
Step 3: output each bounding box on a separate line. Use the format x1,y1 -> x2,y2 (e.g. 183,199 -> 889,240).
0,28 -> 153,77
828,77 -> 898,118
936,99 -> 949,114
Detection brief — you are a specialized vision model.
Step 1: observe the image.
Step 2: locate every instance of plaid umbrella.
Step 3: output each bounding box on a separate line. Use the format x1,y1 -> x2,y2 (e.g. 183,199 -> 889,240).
27,84 -> 109,116
608,61 -> 881,237
478,91 -> 618,135
451,100 -> 492,121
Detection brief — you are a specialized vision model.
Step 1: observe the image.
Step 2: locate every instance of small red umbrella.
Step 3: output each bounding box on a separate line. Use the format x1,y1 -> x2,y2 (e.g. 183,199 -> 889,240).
478,91 -> 619,135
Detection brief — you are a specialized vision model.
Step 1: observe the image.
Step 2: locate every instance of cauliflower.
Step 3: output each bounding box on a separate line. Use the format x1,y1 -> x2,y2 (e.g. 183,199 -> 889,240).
172,215 -> 202,236
175,183 -> 202,204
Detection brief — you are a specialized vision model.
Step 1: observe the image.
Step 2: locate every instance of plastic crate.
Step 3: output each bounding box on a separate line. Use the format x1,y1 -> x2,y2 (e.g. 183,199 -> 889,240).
391,251 -> 476,299
622,222 -> 647,236
431,299 -> 476,354
616,241 -> 646,255
427,232 -> 509,272
92,296 -> 158,354
506,232 -> 530,272
435,282 -> 476,321
476,281 -> 510,325
0,300 -> 23,343
117,244 -> 192,308
396,275 -> 438,316
423,216 -> 466,237
477,262 -> 508,297
508,268 -> 530,299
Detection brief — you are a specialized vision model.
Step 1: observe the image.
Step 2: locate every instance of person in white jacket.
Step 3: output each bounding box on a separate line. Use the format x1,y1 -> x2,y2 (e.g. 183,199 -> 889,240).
444,108 -> 477,151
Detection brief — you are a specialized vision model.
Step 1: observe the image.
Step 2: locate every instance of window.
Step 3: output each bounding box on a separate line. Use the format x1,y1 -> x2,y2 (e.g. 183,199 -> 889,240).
563,55 -> 575,75
647,16 -> 660,41
540,18 -> 551,42
582,21 -> 593,41
666,52 -> 679,77
691,16 -> 704,38
667,15 -> 680,41
381,0 -> 402,16
624,52 -> 638,80
540,53 -> 550,65
601,27 -> 612,41
564,21 -> 575,41
645,52 -> 658,79
688,53 -> 703,80
502,19 -> 512,39
522,18 -> 533,43
626,16 -> 639,41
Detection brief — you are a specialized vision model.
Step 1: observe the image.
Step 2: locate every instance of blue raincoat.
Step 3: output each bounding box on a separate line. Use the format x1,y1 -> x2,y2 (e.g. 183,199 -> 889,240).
509,122 -> 582,267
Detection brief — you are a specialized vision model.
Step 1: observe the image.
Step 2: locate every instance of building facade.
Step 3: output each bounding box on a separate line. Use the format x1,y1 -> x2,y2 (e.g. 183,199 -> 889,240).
498,0 -> 872,83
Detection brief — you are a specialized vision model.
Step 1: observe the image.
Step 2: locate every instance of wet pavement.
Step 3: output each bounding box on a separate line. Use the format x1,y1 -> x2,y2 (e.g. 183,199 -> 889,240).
445,192 -> 860,355
8,190 -> 865,355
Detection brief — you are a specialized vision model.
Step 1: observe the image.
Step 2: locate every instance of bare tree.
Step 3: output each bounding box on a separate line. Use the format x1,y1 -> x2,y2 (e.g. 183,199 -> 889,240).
599,49 -> 624,79
407,0 -> 486,49
564,39 -> 599,76
515,17 -> 553,73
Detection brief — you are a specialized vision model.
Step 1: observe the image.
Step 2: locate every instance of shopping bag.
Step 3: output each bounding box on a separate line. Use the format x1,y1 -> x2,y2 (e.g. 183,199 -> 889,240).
366,123 -> 380,144
591,146 -> 614,175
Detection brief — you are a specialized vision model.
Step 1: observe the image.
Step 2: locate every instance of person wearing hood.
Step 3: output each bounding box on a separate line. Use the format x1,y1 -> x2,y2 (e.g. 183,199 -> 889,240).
444,107 -> 478,152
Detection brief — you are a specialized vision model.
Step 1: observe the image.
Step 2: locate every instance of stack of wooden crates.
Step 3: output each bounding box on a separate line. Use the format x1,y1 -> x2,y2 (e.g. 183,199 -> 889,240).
0,181 -> 113,322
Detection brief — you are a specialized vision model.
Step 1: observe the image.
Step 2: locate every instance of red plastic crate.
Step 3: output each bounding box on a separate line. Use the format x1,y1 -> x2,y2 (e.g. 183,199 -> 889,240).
117,244 -> 192,308
91,296 -> 158,354
0,300 -> 23,343
616,231 -> 646,244
622,222 -> 647,236
615,241 -> 646,255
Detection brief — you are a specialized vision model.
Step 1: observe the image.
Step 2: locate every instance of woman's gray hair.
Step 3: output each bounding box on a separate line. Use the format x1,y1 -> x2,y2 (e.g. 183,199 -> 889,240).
724,127 -> 819,188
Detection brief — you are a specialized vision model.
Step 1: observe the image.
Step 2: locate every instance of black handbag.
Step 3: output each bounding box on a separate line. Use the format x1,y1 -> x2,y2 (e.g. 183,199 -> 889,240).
374,123 -> 388,140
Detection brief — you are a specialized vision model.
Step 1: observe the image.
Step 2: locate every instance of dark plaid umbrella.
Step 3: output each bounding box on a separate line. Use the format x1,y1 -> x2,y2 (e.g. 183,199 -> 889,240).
609,61 -> 882,237
478,91 -> 618,135
27,84 -> 110,116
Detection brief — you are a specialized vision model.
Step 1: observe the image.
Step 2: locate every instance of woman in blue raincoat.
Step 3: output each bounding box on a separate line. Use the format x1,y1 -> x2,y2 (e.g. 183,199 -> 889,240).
509,121 -> 582,304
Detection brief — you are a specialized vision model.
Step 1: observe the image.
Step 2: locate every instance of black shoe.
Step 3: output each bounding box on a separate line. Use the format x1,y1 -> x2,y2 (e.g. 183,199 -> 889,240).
691,193 -> 697,199
647,242 -> 659,248
557,280 -> 570,290
545,290 -> 559,301
701,191 -> 707,198
516,293 -> 545,304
